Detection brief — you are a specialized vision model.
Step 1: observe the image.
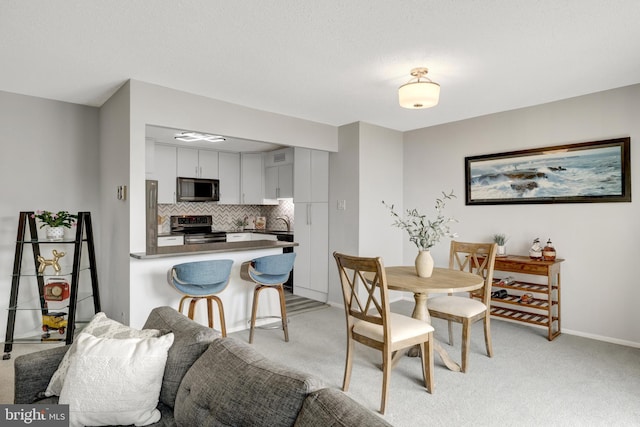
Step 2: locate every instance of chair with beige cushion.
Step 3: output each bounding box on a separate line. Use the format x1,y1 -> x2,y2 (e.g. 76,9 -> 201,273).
333,251 -> 434,415
427,241 -> 497,373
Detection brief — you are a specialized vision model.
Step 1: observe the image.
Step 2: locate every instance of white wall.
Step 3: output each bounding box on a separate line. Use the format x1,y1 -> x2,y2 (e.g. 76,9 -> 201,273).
358,123 -> 404,264
328,122 -> 404,305
0,90 -> 100,339
403,83 -> 640,347
328,123 -> 361,304
99,82 -> 131,324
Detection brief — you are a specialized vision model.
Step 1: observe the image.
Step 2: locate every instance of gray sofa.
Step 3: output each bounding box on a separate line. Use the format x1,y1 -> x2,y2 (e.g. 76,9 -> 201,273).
14,306 -> 392,427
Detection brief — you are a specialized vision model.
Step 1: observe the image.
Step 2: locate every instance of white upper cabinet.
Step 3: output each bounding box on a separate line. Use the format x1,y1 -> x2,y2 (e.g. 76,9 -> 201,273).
145,139 -> 155,179
177,147 -> 219,179
177,147 -> 198,177
241,153 -> 264,204
198,150 -> 219,179
265,164 -> 293,199
153,144 -> 177,204
265,147 -> 294,200
294,148 -> 329,203
218,151 -> 240,204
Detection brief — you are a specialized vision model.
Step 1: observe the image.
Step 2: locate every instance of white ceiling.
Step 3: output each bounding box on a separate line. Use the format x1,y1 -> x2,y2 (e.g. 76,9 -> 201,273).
2,1 -> 640,132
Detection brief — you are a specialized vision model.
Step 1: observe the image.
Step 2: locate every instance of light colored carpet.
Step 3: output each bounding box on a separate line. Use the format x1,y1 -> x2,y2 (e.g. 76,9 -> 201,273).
231,300 -> 640,427
2,302 -> 639,427
0,342 -> 64,404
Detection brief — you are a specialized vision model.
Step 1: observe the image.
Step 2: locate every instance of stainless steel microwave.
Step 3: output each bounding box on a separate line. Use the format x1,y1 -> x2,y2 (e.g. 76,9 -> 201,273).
176,177 -> 219,202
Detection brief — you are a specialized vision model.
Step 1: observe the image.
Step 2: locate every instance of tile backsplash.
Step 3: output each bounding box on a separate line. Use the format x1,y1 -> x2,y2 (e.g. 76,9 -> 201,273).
158,199 -> 294,233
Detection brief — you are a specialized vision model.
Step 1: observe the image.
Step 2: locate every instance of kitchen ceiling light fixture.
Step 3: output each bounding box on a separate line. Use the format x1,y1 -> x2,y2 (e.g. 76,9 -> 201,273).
398,67 -> 440,109
174,132 -> 226,143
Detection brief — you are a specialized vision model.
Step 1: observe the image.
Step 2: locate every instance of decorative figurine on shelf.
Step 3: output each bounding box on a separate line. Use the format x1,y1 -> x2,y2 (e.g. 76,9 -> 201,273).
42,312 -> 68,335
44,278 -> 70,301
543,239 -> 557,261
37,249 -> 66,274
529,238 -> 543,260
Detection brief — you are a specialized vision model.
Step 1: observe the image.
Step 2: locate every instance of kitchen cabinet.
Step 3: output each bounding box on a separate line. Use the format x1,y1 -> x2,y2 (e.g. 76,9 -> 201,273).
265,147 -> 294,201
218,152 -> 240,204
294,202 -> 329,301
294,148 -> 329,203
157,235 -> 184,247
226,233 -> 252,242
145,139 -> 155,179
241,153 -> 264,204
265,164 -> 293,199
293,148 -> 329,301
153,144 -> 177,204
251,233 -> 278,241
177,147 -> 219,179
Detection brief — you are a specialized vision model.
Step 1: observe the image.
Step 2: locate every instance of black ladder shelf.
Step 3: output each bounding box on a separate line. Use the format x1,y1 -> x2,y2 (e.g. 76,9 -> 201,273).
3,211 -> 101,360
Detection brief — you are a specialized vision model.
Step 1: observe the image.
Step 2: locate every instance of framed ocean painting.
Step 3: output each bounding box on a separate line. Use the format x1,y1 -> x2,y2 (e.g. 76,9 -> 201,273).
465,137 -> 631,205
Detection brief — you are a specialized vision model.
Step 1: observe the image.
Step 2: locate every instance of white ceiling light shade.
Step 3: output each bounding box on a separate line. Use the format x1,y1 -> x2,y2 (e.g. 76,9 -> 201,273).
174,132 -> 226,143
398,67 -> 440,109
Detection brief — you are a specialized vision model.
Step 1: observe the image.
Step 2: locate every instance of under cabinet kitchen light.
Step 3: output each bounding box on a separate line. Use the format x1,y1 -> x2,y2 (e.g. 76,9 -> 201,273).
174,132 -> 226,143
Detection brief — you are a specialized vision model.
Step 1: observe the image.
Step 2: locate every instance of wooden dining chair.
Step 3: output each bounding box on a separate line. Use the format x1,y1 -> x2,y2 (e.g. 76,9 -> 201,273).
427,241 -> 497,373
333,252 -> 434,414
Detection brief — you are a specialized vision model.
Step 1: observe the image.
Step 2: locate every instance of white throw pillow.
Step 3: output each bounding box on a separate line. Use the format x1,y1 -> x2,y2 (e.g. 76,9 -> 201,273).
59,332 -> 174,427
45,312 -> 163,396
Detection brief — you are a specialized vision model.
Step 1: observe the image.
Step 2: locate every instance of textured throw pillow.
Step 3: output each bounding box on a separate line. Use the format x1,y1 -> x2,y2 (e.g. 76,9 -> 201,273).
45,312 -> 163,396
59,332 -> 174,427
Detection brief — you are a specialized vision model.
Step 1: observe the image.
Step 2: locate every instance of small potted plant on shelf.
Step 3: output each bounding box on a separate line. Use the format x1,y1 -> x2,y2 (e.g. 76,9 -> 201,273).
493,233 -> 508,256
31,210 -> 78,241
383,191 -> 458,278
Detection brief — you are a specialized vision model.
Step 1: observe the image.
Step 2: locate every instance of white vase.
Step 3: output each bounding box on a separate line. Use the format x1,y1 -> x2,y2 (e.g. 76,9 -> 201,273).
46,226 -> 65,241
415,250 -> 434,278
497,245 -> 506,256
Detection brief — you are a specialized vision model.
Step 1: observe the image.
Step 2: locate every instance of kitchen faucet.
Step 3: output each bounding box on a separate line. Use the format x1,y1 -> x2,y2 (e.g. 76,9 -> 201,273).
276,216 -> 290,232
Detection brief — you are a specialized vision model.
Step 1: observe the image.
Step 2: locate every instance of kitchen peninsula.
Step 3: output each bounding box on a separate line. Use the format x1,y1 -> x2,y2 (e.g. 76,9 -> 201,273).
130,237 -> 298,332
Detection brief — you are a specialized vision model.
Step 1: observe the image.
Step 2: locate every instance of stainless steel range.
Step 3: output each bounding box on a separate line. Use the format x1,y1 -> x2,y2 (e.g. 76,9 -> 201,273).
170,215 -> 226,244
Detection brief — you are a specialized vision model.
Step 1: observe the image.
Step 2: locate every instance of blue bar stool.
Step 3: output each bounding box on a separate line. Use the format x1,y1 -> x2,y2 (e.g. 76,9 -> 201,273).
243,253 -> 296,343
167,259 -> 233,336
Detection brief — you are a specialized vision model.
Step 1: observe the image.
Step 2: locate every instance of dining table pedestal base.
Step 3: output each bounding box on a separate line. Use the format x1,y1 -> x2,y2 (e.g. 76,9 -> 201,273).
402,292 -> 462,372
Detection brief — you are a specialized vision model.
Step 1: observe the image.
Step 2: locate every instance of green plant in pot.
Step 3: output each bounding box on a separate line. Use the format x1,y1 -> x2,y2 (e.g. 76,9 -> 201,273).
233,217 -> 248,231
31,210 -> 78,241
493,233 -> 508,256
383,191 -> 457,277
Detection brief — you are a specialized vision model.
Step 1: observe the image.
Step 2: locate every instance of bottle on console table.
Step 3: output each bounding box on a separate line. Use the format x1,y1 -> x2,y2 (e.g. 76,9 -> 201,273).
543,239 -> 556,261
529,238 -> 543,260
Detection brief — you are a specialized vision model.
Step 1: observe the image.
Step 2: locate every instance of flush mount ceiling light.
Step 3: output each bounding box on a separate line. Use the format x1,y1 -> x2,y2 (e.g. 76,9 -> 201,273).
174,132 -> 226,143
398,67 -> 440,109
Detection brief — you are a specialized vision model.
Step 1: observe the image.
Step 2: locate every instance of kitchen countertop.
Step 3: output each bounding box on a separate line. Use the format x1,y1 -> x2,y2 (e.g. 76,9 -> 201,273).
228,229 -> 293,235
130,239 -> 298,259
158,229 -> 294,237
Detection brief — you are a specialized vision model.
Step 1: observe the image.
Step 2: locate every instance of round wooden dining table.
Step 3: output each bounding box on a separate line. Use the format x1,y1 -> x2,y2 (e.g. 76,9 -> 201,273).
384,266 -> 484,372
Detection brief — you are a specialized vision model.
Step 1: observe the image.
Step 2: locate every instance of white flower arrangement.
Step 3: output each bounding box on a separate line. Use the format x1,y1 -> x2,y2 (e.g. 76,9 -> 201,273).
383,191 -> 458,251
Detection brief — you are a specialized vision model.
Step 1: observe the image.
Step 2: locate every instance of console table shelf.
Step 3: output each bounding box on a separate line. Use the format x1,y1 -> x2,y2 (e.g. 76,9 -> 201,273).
475,255 -> 563,340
